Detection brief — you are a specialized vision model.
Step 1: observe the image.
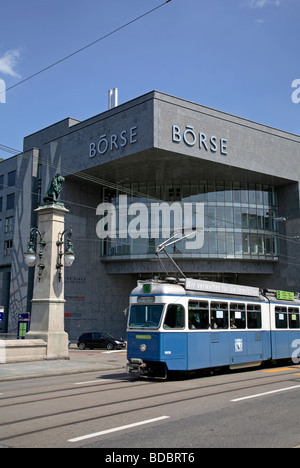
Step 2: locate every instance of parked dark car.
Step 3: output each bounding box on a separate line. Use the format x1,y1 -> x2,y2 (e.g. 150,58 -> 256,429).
77,332 -> 126,350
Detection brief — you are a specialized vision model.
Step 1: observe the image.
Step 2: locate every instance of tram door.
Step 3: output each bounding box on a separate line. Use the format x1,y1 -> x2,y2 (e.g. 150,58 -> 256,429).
161,304 -> 188,371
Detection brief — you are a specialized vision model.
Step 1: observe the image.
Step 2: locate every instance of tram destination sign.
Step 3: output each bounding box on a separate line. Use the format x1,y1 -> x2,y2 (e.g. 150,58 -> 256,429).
185,279 -> 260,297
276,290 -> 294,301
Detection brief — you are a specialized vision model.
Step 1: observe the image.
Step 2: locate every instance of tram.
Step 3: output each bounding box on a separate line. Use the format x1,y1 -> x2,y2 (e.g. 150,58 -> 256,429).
126,278 -> 300,378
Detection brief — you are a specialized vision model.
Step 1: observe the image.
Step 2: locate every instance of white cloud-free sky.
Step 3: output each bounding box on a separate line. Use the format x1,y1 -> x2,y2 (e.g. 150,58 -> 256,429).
0,0 -> 299,156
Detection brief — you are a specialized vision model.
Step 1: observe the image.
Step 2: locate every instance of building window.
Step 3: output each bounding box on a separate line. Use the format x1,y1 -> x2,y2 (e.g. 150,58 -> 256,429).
0,175 -> 3,190
4,239 -> 13,256
7,171 -> 16,187
0,197 -> 2,212
6,193 -> 15,210
5,216 -> 14,233
100,180 -> 279,261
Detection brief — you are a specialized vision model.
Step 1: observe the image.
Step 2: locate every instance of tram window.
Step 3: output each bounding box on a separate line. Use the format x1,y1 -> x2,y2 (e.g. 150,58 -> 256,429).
275,306 -> 288,329
163,304 -> 185,329
188,301 -> 209,329
247,305 -> 262,329
230,303 -> 246,329
210,302 -> 228,329
288,307 -> 300,329
129,304 -> 164,328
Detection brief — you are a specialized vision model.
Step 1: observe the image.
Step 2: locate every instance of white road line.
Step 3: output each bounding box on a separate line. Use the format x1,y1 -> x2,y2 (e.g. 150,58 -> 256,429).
68,416 -> 170,443
74,376 -> 130,385
74,380 -> 110,385
231,384 -> 300,402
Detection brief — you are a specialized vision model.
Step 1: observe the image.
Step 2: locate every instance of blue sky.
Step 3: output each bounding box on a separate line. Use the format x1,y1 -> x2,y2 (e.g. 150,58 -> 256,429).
0,0 -> 299,158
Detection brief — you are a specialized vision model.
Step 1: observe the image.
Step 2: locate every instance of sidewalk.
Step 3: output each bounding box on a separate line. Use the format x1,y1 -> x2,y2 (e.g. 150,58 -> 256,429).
0,347 -> 127,382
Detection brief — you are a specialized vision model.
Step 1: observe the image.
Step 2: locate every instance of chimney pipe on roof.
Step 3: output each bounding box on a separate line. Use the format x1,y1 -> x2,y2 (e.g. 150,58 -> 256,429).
108,88 -> 118,109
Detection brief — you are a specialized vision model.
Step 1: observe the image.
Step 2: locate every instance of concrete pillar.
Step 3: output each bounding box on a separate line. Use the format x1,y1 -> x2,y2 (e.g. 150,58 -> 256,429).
25,203 -> 70,360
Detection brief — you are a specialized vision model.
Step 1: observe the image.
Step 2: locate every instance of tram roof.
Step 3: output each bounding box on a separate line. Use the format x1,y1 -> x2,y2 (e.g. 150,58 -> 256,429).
132,279 -> 300,305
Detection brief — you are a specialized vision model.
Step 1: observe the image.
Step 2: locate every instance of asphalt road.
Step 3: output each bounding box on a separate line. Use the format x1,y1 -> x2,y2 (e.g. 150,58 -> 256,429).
0,349 -> 299,449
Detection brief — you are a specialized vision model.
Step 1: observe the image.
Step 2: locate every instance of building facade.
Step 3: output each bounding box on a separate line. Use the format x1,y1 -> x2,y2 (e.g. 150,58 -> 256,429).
1,91 -> 300,339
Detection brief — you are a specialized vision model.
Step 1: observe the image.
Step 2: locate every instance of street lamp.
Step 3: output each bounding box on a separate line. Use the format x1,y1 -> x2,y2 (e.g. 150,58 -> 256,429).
24,228 -> 46,281
56,228 -> 75,282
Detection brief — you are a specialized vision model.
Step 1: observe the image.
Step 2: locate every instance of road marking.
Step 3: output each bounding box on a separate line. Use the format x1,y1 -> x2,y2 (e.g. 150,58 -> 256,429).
74,376 -> 130,385
68,416 -> 170,443
262,367 -> 292,373
74,380 -> 112,385
231,384 -> 300,402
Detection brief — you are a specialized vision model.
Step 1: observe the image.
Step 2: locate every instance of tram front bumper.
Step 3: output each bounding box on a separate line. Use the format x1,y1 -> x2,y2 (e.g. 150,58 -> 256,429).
126,358 -> 146,376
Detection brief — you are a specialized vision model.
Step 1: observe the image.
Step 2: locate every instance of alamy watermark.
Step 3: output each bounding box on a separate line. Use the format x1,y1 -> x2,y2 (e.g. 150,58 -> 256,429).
96,195 -> 205,250
0,78 -> 6,104
291,79 -> 300,104
291,339 -> 300,364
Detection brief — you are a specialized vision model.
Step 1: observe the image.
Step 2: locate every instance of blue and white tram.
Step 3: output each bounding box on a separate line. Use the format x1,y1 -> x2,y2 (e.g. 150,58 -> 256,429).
126,278 -> 300,378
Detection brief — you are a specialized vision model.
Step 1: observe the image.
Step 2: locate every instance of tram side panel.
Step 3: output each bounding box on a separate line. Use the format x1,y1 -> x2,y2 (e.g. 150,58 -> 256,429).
187,332 -> 211,370
269,303 -> 300,360
229,330 -> 271,366
186,300 -> 272,371
186,330 -> 271,371
161,332 -> 188,371
208,332 -> 230,368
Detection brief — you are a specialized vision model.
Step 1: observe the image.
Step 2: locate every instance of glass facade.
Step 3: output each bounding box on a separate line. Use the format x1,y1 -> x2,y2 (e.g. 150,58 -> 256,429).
100,180 -> 278,261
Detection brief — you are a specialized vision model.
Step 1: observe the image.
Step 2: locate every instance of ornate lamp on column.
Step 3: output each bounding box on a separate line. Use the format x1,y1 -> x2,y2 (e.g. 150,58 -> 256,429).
56,228 -> 75,282
24,228 -> 46,282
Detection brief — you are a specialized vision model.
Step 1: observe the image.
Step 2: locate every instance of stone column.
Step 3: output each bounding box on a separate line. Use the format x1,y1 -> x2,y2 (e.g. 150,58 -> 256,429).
25,203 -> 69,360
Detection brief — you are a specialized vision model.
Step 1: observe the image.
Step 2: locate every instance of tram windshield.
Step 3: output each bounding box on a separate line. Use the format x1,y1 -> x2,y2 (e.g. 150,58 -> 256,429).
128,304 -> 164,329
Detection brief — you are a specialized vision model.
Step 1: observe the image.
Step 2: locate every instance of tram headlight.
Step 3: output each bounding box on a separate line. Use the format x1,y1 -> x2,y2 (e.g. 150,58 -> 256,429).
140,344 -> 147,352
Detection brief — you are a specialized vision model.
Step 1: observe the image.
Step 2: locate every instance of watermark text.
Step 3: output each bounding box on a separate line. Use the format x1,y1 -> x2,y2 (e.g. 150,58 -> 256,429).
0,79 -> 6,104
96,195 -> 205,250
291,339 -> 300,364
291,79 -> 300,104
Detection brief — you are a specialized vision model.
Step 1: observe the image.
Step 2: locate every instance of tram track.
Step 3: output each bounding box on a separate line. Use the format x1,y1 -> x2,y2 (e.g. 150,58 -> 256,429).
0,366 -> 299,446
0,364 -> 299,407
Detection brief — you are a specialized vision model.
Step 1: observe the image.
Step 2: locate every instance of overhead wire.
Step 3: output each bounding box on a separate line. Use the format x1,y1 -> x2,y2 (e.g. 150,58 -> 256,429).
2,141 -> 300,272
1,3 -> 298,286
0,0 -> 299,267
1,0 -> 173,98
0,144 -> 20,156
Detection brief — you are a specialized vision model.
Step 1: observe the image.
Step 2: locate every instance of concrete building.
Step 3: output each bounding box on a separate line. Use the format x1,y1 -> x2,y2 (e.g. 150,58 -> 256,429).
1,91 -> 300,340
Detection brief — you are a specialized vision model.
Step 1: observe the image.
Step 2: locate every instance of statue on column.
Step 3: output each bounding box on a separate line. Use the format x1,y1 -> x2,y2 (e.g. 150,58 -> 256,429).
43,173 -> 65,204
